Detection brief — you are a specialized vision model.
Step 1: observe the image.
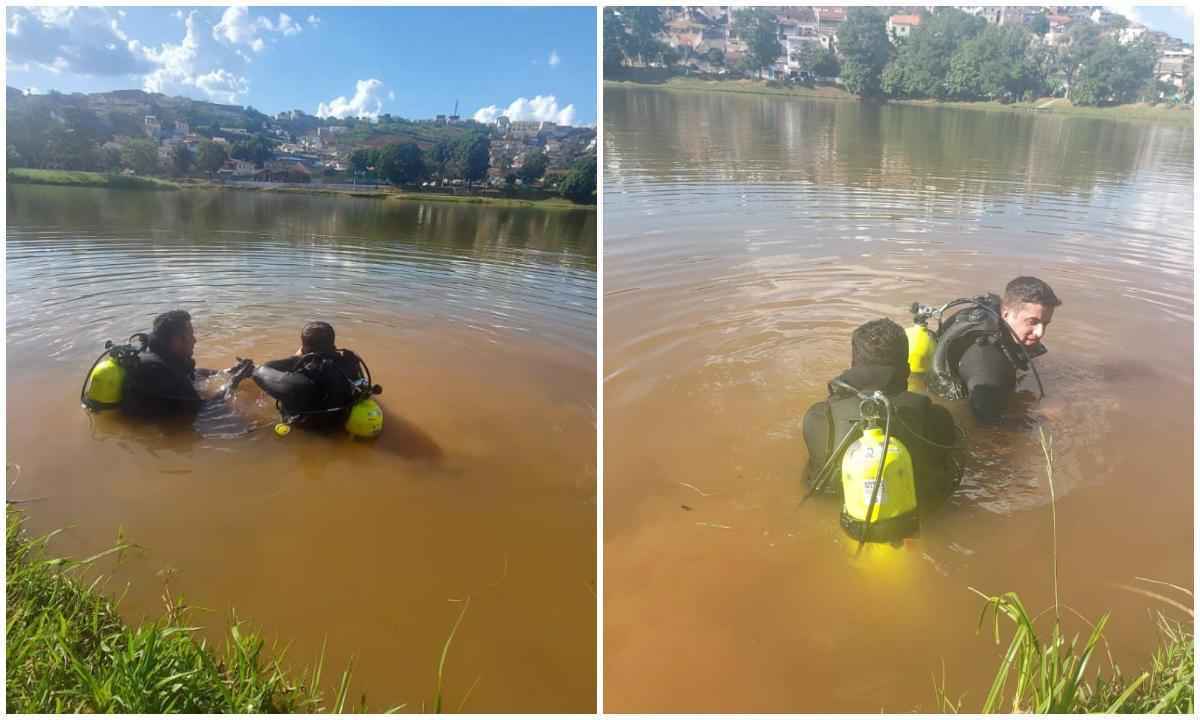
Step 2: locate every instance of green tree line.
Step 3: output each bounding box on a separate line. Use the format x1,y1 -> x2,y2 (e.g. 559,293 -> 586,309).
604,7 -> 1186,107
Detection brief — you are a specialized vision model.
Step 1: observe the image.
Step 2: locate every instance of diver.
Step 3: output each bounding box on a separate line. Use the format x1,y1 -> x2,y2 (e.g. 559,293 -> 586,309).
802,318 -> 963,509
251,321 -> 381,436
921,276 -> 1060,424
117,310 -> 254,419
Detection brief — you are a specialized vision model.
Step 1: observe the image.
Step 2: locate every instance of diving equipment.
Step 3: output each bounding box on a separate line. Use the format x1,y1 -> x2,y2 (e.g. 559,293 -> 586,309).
837,392 -> 919,547
253,349 -> 384,439
80,334 -> 148,411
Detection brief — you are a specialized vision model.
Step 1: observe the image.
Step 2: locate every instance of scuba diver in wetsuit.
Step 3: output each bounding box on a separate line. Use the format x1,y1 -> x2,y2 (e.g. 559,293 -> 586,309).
251,321 -> 377,434
803,318 -> 964,508
118,310 -> 253,419
923,276 -> 1060,424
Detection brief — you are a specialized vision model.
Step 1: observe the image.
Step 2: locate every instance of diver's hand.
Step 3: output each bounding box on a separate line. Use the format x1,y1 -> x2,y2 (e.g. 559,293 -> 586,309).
228,358 -> 255,384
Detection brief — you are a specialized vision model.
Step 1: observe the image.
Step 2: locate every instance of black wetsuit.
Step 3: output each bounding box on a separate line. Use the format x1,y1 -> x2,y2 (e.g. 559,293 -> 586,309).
929,294 -> 1046,424
252,351 -> 365,431
119,348 -> 209,419
802,365 -> 962,504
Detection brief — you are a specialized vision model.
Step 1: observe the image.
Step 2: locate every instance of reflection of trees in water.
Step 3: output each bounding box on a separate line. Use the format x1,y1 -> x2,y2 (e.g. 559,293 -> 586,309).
606,86 -> 1191,201
6,187 -> 596,273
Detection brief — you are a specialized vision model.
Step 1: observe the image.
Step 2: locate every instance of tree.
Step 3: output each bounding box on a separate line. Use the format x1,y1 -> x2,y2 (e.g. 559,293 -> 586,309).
838,7 -> 893,97
517,150 -> 548,183
608,6 -> 669,67
559,156 -> 596,204
231,136 -> 275,167
604,8 -> 630,71
1069,36 -> 1157,106
429,140 -> 452,177
197,140 -> 228,178
98,145 -> 122,172
349,148 -> 373,174
881,8 -> 987,99
945,24 -> 1043,101
706,47 -> 725,68
377,142 -> 425,185
456,132 -> 490,187
121,138 -> 160,176
791,42 -> 839,80
1030,13 -> 1050,37
733,8 -> 783,78
171,143 -> 193,177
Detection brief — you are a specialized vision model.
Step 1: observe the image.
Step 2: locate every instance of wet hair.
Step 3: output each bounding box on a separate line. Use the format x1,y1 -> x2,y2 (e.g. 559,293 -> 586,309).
301,321 -> 336,354
851,318 -> 908,370
1003,276 -> 1061,310
150,310 -> 192,351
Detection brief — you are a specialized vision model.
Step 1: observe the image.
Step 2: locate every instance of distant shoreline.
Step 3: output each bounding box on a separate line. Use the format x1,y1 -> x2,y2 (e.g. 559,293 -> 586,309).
605,75 -> 1195,126
8,169 -> 594,210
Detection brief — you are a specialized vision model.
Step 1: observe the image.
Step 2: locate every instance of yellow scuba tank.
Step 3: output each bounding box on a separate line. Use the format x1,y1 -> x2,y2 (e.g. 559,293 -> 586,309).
840,426 -> 917,537
345,397 -> 384,439
905,324 -> 936,375
85,355 -> 126,407
81,336 -> 146,411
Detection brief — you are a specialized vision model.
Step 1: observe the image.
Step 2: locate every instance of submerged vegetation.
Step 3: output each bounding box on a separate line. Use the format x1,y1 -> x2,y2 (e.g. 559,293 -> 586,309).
5,508 -> 431,713
937,429 -> 1194,713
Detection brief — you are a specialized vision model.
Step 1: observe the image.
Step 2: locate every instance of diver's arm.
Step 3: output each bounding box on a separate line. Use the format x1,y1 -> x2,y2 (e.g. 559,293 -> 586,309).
801,401 -> 832,489
957,342 -> 1017,425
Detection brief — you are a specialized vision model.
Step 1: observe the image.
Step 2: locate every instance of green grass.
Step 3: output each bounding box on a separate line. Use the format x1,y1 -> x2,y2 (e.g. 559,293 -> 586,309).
7,168 -> 180,191
5,507 -> 402,713
935,429 -> 1194,713
605,74 -> 855,103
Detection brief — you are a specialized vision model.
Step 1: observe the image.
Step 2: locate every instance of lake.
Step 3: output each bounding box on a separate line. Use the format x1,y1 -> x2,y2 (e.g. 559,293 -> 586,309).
6,186 -> 597,712
603,86 -> 1193,712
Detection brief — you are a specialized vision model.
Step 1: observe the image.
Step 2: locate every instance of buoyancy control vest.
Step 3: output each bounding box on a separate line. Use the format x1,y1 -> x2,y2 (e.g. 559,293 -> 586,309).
252,349 -> 383,438
928,294 -> 1046,400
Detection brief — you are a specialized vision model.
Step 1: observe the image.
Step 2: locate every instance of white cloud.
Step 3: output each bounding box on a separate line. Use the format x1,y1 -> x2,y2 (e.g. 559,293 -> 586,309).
387,90 -> 396,101
6,6 -> 154,76
261,12 -> 301,37
172,10 -> 182,20
318,79 -> 388,119
1104,3 -> 1143,25
140,11 -> 249,103
473,95 -> 578,126
213,6 -> 300,53
196,68 -> 249,103
307,14 -> 320,27
549,49 -> 561,67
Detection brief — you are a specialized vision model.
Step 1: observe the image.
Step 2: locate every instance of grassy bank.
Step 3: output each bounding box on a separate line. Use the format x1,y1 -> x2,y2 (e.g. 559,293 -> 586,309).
5,508 -> 388,713
937,430 -> 1193,713
606,74 -> 1194,125
181,180 -> 594,210
7,168 -> 180,191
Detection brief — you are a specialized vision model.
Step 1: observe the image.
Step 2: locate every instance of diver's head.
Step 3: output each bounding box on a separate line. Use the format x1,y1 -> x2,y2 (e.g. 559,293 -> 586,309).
851,318 -> 909,372
301,321 -> 336,355
150,310 -> 195,362
1001,276 -> 1060,348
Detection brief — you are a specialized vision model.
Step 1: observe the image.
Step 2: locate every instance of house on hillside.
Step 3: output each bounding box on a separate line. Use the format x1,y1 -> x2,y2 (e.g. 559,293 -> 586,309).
887,14 -> 922,41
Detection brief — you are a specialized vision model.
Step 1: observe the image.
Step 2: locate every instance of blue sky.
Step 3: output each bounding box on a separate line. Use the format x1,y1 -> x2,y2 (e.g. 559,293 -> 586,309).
1116,5 -> 1194,43
6,6 -> 597,125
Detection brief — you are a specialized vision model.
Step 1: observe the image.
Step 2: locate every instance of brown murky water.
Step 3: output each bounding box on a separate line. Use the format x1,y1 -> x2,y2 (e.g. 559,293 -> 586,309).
604,87 -> 1193,712
7,186 -> 596,712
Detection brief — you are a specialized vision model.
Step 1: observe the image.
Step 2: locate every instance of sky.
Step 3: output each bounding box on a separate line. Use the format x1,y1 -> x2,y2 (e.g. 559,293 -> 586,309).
1108,4 -> 1194,43
5,6 -> 597,125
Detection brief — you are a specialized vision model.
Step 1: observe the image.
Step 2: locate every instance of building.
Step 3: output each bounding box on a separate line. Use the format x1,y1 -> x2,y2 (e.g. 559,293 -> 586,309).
496,116 -> 511,132
174,120 -> 190,136
887,14 -> 922,40
144,115 -> 161,139
1119,25 -> 1148,45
